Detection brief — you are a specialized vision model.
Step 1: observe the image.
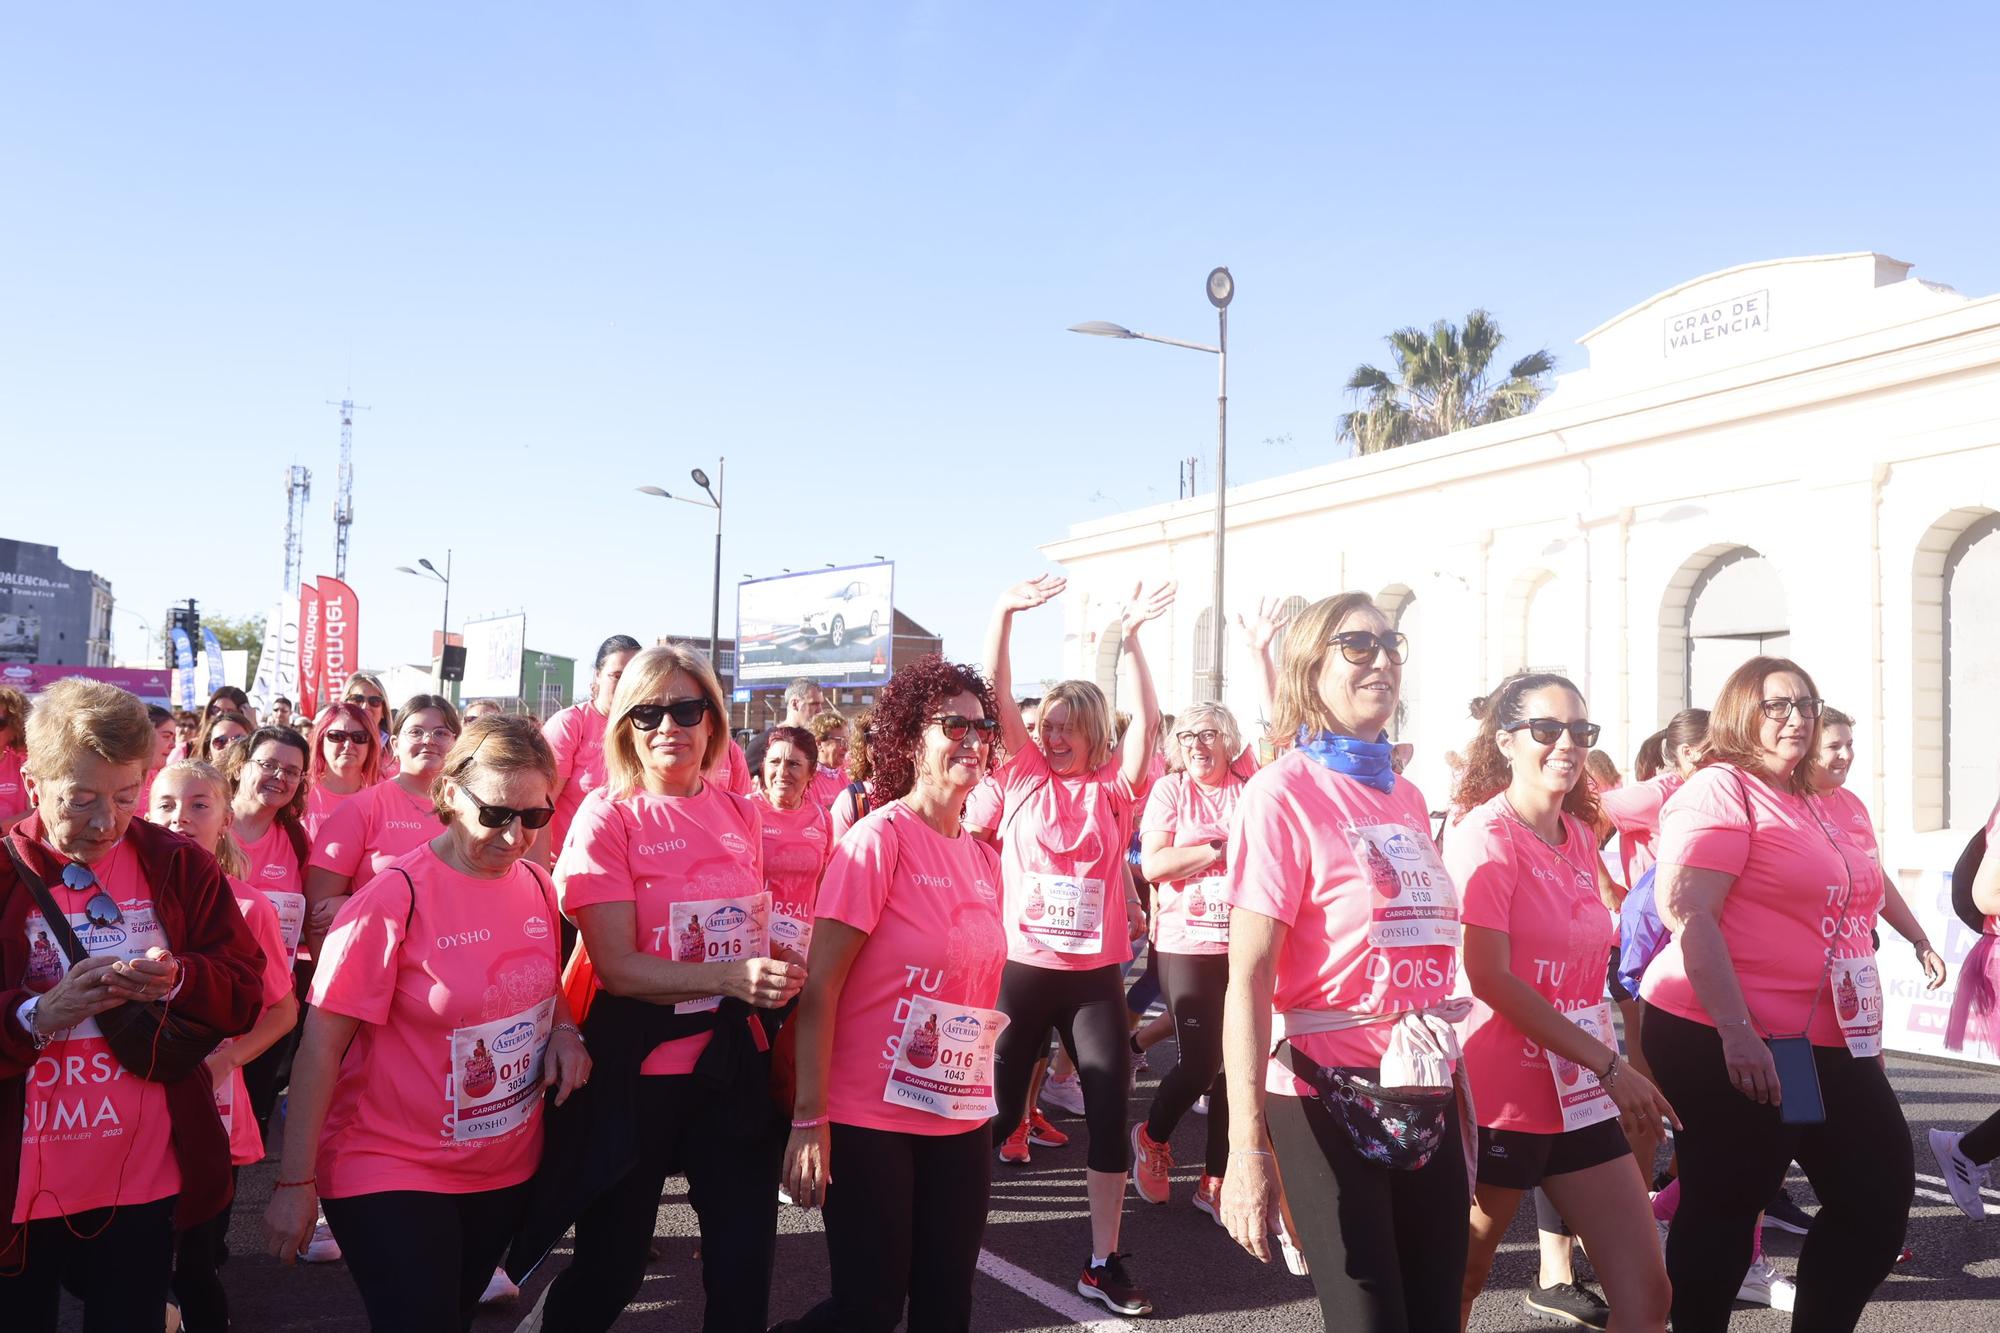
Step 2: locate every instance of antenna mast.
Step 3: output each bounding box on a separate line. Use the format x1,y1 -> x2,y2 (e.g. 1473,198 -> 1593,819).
283,465 -> 313,591
326,394 -> 370,578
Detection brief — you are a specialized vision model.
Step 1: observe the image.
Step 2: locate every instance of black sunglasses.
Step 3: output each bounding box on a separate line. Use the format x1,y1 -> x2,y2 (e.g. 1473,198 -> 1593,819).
465,792 -> 556,829
626,698 -> 712,731
63,863 -> 124,928
1331,630 -> 1409,666
347,693 -> 386,708
1504,717 -> 1602,747
930,715 -> 999,742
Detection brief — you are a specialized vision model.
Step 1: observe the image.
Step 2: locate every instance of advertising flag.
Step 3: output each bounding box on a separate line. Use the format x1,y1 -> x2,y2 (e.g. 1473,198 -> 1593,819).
201,626 -> 225,697
316,577 -> 360,707
169,627 -> 197,710
297,581 -> 322,720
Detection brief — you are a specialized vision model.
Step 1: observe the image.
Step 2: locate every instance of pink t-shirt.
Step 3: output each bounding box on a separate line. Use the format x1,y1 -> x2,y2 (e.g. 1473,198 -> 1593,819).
1640,764 -> 1881,1044
815,804 -> 1008,1134
1224,751 -> 1460,1094
1140,769 -> 1247,957
0,746 -> 26,824
713,739 -> 753,797
1806,784 -> 1887,1047
1600,772 -> 1682,886
557,781 -> 765,1074
830,782 -> 874,844
14,840 -> 180,1222
753,789 -> 831,964
240,821 -> 305,896
220,881 -> 296,1165
1445,796 -> 1613,1132
984,745 -> 1136,970
308,846 -> 562,1196
544,702 -> 611,866
961,774 -> 1003,833
808,766 -> 847,814
309,779 -> 443,884
303,782 -> 363,841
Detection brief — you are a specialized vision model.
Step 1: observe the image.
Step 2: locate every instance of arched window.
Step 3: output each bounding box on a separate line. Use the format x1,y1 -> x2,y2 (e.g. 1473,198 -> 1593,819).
1660,545 -> 1787,714
1946,513 -> 2000,827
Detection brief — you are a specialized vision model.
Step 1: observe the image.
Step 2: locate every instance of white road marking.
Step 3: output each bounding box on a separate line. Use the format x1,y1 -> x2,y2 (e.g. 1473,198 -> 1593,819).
977,1248 -> 1140,1331
1914,1170 -> 2000,1201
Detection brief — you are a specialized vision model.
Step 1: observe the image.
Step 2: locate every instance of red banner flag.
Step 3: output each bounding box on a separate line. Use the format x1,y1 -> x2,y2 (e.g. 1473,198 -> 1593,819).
297,581 -> 322,721
317,577 -> 361,712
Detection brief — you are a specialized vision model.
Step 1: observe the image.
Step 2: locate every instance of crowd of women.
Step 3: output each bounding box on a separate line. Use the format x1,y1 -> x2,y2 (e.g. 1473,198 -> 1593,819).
1,575 -> 1997,1333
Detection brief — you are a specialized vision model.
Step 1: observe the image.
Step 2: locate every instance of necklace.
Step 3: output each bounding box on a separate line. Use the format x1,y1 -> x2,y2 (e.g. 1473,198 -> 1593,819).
1502,794 -> 1597,889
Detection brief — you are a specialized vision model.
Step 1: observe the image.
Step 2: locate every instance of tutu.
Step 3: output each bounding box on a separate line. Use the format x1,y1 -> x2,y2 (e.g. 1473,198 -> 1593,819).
1944,928 -> 2000,1053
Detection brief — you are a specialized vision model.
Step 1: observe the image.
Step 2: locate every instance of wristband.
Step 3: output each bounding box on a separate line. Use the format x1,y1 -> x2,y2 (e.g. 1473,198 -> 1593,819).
1599,1049 -> 1620,1090
274,1176 -> 317,1190
1230,1148 -> 1273,1158
791,1115 -> 828,1130
552,1022 -> 582,1039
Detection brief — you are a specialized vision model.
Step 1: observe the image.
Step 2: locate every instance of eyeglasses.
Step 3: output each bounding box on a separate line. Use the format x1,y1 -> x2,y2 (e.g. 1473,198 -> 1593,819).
249,756 -> 305,783
324,730 -> 370,748
1175,729 -> 1223,747
1759,697 -> 1824,721
929,715 -> 998,742
464,791 -> 556,829
348,693 -> 386,708
63,863 -> 124,929
1504,718 -> 1602,747
626,698 -> 711,731
1331,630 -> 1409,666
400,726 -> 458,745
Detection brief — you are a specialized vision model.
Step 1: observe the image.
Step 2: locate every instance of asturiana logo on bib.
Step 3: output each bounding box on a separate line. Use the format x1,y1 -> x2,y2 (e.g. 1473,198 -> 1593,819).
719,832 -> 750,855
1381,832 -> 1424,862
493,1020 -> 537,1055
706,903 -> 749,932
942,1013 -> 983,1043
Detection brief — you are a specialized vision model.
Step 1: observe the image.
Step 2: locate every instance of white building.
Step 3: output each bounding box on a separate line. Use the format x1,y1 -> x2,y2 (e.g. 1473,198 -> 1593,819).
1044,252 -> 2000,1062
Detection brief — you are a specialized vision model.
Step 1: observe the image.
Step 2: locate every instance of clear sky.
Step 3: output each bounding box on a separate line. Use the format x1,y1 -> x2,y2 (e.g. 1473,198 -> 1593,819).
8,3 -> 1997,689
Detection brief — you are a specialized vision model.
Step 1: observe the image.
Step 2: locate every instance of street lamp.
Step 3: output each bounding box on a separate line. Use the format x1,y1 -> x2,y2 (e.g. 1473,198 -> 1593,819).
1070,266 -> 1233,698
637,456 -> 725,667
396,552 -> 452,683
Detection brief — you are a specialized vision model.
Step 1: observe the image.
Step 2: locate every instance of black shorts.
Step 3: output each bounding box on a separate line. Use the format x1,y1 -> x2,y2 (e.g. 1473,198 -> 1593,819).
1477,1117 -> 1631,1191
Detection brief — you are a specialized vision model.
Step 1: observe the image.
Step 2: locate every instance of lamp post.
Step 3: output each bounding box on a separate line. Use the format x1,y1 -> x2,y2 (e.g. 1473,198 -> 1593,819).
1070,267 -> 1233,699
396,551 -> 452,684
638,456 -> 725,667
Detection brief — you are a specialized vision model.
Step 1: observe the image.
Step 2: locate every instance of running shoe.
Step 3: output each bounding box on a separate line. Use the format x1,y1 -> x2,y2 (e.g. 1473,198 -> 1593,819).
299,1218 -> 342,1264
1762,1187 -> 1814,1234
1275,1214 -> 1310,1277
1041,1072 -> 1086,1117
1929,1128 -> 1988,1220
1192,1174 -> 1223,1221
1131,1123 -> 1174,1204
1523,1280 -> 1610,1330
1192,1094 -> 1209,1116
479,1267 -> 520,1304
1027,1108 -> 1069,1148
1077,1253 -> 1154,1316
1736,1258 -> 1796,1312
998,1121 -> 1032,1165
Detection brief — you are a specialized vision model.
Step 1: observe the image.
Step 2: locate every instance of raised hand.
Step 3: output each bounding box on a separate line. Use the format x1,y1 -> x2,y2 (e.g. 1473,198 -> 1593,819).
999,574 -> 1067,614
1235,595 -> 1293,654
1119,581 -> 1177,636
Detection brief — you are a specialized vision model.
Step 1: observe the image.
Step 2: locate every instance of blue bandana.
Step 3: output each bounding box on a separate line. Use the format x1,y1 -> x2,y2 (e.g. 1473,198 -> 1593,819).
1294,727 -> 1397,794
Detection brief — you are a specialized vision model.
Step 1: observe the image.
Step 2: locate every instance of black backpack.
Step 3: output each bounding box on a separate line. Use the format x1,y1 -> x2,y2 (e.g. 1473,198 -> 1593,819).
1951,827 -> 1988,934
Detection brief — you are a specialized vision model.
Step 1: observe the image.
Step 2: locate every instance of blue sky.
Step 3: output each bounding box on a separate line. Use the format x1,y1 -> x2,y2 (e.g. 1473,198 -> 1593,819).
7,3 -> 1997,689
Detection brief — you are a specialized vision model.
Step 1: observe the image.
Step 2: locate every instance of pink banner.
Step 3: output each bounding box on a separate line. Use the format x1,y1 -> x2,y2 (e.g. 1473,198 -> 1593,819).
0,663 -> 176,703
316,576 -> 360,708
297,581 -> 322,721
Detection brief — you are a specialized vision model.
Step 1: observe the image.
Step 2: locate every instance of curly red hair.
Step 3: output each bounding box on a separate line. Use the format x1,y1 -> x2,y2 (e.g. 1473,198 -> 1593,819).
868,654 -> 998,802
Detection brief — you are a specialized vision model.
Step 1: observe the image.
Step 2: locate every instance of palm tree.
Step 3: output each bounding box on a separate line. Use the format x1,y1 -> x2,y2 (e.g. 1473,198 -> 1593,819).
1338,310 -> 1555,455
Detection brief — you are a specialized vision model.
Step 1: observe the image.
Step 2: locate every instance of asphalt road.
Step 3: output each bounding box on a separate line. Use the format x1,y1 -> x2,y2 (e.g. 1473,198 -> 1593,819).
60,1043 -> 1990,1332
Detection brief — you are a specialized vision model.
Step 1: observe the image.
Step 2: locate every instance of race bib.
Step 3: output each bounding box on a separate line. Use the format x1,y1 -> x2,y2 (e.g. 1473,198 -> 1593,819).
1831,954 -> 1883,1058
883,995 -> 1010,1120
664,892 -> 771,1014
1352,824 -> 1460,948
1546,1003 -> 1620,1131
450,996 -> 556,1143
22,901 -> 169,1039
262,890 -> 307,969
1018,873 -> 1105,954
214,1070 -> 234,1137
1177,877 -> 1231,945
770,909 -> 813,966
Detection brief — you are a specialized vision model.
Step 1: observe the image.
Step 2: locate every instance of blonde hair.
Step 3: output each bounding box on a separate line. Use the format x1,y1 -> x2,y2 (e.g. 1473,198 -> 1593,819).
1041,679 -> 1116,771
0,685 -> 28,751
1268,591 -> 1384,744
23,678 -> 153,782
603,645 -> 730,799
807,709 -> 848,743
153,758 -> 248,878
434,716 -> 559,825
1168,702 -> 1244,774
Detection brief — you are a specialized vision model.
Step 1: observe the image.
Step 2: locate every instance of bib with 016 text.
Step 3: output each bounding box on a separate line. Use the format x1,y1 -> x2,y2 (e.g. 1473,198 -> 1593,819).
1350,824 -> 1460,949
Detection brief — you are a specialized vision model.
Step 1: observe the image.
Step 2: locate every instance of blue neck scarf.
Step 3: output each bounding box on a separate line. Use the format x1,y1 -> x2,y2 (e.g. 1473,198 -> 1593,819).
1294,727 -> 1397,793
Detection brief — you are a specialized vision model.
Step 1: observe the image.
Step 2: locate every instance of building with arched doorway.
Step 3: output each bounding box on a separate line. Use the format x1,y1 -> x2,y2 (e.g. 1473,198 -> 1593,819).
1043,252 -> 2000,1062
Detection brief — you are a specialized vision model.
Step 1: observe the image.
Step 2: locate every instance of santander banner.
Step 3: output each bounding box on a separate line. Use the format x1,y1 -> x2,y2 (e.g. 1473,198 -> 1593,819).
317,577 -> 361,710
297,581 -> 322,720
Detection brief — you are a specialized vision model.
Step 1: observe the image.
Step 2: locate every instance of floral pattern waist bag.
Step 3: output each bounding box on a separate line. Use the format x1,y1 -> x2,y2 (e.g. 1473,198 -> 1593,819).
1275,1042 -> 1453,1170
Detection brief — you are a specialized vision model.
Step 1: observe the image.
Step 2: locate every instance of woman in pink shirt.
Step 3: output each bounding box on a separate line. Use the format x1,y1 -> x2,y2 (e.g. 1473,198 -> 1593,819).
827,709 -> 877,841
263,716 -> 587,1330
303,702 -> 383,841
1218,592 -> 1467,1331
805,710 -> 852,812
0,686 -> 31,830
538,645 -> 801,1333
339,672 -> 396,777
1446,673 -> 1675,1331
1601,709 -> 1710,890
1640,657 -> 1913,1333
778,654 -> 1007,1333
750,725 -> 832,964
540,634 -> 640,872
973,574 -> 1173,1318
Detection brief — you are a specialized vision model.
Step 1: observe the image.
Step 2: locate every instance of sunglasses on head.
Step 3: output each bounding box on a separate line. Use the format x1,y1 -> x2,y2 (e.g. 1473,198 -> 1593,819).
1759,697 -> 1824,721
62,863 -> 124,929
1331,630 -> 1409,666
626,698 -> 711,731
1504,717 -> 1602,747
930,714 -> 999,742
465,792 -> 555,829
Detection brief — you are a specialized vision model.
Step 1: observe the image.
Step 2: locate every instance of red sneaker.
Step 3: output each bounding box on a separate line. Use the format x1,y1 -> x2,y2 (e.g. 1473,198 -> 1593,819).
998,1120 -> 1031,1165
1027,1108 -> 1069,1148
1131,1123 -> 1173,1204
1192,1174 -> 1223,1221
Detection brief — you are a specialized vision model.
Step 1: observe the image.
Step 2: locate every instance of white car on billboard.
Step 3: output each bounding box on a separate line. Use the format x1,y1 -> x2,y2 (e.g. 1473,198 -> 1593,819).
802,578 -> 887,649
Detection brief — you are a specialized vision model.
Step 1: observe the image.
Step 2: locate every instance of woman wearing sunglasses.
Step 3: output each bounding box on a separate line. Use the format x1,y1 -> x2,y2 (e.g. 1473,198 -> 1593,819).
342,672 -> 396,778
1444,673 -> 1675,1331
192,708 -> 252,766
1639,657 -> 1911,1332
304,696 -> 460,954
1129,702 -> 1256,1217
1,678 -> 263,1330
749,725 -> 832,965
971,574 -> 1173,1317
265,716 -> 587,1331
541,634 -> 642,873
534,644 -> 796,1332
304,703 -> 384,839
1218,593 -> 1469,1330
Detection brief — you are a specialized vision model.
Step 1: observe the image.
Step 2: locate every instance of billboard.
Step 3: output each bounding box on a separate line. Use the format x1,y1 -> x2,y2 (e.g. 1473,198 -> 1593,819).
0,539 -> 109,666
461,614 -> 527,698
522,650 -> 575,719
736,561 -> 894,687
0,662 -> 175,705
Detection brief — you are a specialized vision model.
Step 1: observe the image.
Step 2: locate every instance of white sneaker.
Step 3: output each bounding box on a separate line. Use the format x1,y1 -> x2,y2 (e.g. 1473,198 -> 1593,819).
779,1184 -> 795,1206
480,1267 -> 520,1304
1192,1094 -> 1210,1116
1737,1257 -> 1796,1312
1041,1073 -> 1087,1117
1274,1214 -> 1310,1277
299,1218 -> 342,1263
1929,1128 -> 1988,1220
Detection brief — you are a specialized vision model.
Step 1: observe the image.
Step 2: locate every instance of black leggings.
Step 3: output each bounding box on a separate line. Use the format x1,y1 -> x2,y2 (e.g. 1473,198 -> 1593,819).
1144,951 -> 1229,1177
783,1123 -> 990,1333
1961,1106 -> 2000,1162
540,1073 -> 783,1333
320,1183 -> 528,1333
172,1168 -> 238,1331
0,1196 -> 176,1333
1642,1004 -> 1912,1333
1266,1087 -> 1468,1333
991,961 -> 1131,1173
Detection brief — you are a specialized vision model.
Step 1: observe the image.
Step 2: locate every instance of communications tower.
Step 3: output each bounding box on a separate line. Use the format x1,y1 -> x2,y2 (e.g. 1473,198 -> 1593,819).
283,465 -> 313,591
327,395 -> 369,578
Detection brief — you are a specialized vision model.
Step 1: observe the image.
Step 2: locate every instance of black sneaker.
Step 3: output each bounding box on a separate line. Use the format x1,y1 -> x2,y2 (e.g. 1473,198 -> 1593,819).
1524,1280 -> 1610,1330
1078,1253 -> 1154,1316
1762,1188 -> 1814,1235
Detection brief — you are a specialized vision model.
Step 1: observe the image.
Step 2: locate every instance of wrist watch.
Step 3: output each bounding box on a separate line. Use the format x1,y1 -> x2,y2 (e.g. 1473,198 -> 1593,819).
17,996 -> 52,1051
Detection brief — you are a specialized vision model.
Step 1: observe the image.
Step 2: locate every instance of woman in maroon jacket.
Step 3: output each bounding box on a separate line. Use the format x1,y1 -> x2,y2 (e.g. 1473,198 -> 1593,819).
0,678 -> 263,1331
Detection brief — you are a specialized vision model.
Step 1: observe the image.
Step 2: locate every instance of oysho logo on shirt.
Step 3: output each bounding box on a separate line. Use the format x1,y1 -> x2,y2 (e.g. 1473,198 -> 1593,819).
385,819 -> 424,831
637,838 -> 688,856
436,928 -> 493,949
911,873 -> 954,889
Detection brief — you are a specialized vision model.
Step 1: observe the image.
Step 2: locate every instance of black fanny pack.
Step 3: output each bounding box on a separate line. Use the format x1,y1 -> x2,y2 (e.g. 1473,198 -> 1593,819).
1277,1041 -> 1452,1171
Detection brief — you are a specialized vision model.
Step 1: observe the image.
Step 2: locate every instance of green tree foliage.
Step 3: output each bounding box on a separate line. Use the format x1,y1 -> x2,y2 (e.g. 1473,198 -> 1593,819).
1337,310 -> 1555,455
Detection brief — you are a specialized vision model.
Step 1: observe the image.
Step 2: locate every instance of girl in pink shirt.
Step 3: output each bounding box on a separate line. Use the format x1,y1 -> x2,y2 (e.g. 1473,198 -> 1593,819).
827,708 -> 877,841
750,725 -> 833,964
807,710 -> 852,813
1446,673 -> 1675,1330
0,685 -> 29,830
263,716 -> 587,1330
1601,709 -> 1710,888
780,653 -> 1007,1333
970,574 -> 1173,1318
1640,657 -> 1913,1333
541,634 -> 640,872
303,702 -> 382,842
